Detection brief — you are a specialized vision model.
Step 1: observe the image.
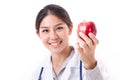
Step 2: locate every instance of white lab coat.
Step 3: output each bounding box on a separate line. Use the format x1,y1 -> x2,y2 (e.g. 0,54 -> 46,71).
38,46 -> 110,80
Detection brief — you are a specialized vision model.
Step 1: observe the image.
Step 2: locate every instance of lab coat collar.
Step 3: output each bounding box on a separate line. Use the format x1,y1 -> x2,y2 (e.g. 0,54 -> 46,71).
41,46 -> 81,68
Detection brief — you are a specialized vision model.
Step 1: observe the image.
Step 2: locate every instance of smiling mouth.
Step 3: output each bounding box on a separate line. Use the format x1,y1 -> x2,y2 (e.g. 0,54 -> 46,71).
49,41 -> 62,47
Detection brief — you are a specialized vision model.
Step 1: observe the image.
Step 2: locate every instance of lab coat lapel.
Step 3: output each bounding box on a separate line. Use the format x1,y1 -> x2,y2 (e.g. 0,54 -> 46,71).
43,67 -> 53,80
60,67 -> 71,80
60,51 -> 81,80
41,55 -> 53,80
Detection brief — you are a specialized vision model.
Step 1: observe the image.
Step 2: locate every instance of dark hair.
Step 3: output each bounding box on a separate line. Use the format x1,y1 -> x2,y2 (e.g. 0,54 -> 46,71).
35,4 -> 72,32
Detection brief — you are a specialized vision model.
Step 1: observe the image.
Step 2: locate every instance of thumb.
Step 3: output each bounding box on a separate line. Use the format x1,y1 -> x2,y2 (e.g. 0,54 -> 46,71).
75,43 -> 83,54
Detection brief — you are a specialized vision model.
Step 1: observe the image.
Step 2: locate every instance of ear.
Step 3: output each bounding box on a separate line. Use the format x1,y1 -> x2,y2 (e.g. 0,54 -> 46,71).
69,25 -> 73,35
36,30 -> 41,38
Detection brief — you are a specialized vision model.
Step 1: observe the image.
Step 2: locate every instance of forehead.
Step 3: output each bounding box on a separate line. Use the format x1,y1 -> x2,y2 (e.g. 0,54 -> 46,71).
40,14 -> 65,27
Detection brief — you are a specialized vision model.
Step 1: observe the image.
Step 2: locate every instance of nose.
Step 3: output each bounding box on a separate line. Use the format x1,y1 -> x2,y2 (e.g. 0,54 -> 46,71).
50,30 -> 58,40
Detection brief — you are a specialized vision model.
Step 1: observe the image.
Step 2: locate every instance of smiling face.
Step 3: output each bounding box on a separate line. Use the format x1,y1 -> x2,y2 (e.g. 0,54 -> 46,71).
37,14 -> 72,54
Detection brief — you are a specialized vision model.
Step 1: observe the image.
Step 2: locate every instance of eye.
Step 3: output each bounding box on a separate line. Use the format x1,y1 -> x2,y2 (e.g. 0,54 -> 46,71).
56,26 -> 63,31
41,29 -> 49,33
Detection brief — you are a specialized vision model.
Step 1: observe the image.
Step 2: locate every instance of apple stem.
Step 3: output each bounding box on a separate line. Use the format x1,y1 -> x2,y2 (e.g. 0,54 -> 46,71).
83,20 -> 86,22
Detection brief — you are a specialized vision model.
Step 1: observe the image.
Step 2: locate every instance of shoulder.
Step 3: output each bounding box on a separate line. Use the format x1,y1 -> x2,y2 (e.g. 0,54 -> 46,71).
32,55 -> 50,80
39,54 -> 51,67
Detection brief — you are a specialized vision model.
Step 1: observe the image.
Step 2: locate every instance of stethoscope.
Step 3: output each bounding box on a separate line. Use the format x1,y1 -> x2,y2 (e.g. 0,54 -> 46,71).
38,60 -> 82,80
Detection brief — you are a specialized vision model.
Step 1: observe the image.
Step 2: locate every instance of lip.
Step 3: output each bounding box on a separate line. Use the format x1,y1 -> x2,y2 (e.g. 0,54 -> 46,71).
49,41 -> 62,47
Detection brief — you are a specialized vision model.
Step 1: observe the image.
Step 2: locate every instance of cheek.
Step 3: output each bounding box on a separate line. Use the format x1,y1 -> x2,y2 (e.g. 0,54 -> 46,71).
40,34 -> 49,44
59,31 -> 69,40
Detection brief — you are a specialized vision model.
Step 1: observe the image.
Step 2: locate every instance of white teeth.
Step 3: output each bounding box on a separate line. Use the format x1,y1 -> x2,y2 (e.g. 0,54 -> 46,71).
50,41 -> 62,46
51,42 -> 59,46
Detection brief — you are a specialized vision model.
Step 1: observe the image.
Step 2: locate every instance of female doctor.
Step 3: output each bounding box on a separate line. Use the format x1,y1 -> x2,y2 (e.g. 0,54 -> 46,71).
35,4 -> 109,80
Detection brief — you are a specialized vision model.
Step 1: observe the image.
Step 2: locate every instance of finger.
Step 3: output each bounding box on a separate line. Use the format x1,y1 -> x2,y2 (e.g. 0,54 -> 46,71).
75,43 -> 83,52
75,43 -> 84,58
79,32 -> 93,47
77,37 -> 88,49
88,33 -> 99,45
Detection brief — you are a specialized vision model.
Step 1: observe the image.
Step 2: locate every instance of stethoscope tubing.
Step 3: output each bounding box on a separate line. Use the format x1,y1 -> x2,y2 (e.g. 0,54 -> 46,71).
80,60 -> 82,80
38,60 -> 82,80
38,67 -> 44,80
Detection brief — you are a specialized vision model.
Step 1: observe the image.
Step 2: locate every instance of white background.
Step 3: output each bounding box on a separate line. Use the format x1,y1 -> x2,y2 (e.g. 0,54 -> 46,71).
0,0 -> 120,80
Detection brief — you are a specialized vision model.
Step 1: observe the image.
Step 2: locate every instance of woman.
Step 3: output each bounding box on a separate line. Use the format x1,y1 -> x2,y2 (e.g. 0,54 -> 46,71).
35,4 -> 108,80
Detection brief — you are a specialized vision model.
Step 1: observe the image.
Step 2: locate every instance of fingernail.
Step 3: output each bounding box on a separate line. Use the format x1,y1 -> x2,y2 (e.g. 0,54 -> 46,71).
79,32 -> 82,35
88,32 -> 93,36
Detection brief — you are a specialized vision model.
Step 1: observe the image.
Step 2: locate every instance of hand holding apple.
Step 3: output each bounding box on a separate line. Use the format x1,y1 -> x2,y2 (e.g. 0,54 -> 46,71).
77,21 -> 97,38
76,21 -> 98,69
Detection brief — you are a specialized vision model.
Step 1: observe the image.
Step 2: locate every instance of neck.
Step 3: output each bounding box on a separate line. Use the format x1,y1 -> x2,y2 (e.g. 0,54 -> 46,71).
51,46 -> 71,64
51,46 -> 72,75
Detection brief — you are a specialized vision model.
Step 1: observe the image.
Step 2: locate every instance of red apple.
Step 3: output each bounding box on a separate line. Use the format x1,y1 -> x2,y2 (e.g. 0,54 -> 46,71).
77,21 -> 97,38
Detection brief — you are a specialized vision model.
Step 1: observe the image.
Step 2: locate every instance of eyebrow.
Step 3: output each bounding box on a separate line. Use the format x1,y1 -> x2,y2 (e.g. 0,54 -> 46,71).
55,23 -> 64,26
40,23 -> 64,29
40,26 -> 48,29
